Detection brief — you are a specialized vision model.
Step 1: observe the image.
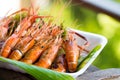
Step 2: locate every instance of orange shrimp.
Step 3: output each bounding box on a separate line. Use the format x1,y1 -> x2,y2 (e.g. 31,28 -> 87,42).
19,24 -> 60,63
8,21 -> 42,60
9,39 -> 35,60
0,17 -> 11,40
0,17 -> 28,57
64,32 -> 80,72
0,15 -> 48,58
20,25 -> 64,62
35,37 -> 63,68
51,54 -> 67,72
0,34 -> 20,57
20,38 -> 53,64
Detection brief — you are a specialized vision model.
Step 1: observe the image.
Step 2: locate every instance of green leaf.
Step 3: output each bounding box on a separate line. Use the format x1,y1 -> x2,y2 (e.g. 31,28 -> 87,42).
0,57 -> 75,80
77,44 -> 101,70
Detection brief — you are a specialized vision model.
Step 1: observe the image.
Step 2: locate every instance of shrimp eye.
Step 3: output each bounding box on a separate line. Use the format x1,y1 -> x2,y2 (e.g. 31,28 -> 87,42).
52,64 -> 58,69
41,46 -> 44,48
65,40 -> 68,42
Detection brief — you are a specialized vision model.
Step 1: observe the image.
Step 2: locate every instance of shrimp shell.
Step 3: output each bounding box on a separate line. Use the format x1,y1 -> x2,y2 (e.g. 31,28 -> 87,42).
35,37 -> 63,68
64,32 -> 80,72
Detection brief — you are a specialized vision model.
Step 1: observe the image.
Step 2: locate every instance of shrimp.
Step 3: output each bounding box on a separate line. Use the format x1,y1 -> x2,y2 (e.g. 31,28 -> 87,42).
20,37 -> 53,64
9,39 -> 35,60
19,25 -> 62,63
0,15 -> 49,57
35,36 -> 63,68
9,20 -> 54,60
63,30 -> 89,72
0,17 -> 28,57
0,17 -> 12,40
51,54 -> 67,72
64,32 -> 80,72
8,22 -> 42,60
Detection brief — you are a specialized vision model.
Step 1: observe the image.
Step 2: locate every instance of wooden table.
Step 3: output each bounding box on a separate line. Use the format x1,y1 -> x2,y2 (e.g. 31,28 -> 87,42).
0,66 -> 98,80
0,66 -> 120,80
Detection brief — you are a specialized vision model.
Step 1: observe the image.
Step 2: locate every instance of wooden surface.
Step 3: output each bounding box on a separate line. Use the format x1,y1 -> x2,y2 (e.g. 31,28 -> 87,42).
77,68 -> 120,80
0,66 -> 98,80
0,66 -> 120,80
0,68 -> 35,80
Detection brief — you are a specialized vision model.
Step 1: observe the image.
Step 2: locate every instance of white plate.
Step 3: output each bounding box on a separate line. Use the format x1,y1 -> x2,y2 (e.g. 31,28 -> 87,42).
0,28 -> 107,78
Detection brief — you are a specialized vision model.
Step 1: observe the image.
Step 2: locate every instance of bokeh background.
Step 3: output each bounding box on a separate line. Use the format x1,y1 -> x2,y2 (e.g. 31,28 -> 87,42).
0,0 -> 120,69
47,0 -> 120,69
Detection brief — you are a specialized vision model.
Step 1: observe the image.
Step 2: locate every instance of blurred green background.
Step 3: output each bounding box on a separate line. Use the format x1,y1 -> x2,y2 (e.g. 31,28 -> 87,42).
45,0 -> 120,69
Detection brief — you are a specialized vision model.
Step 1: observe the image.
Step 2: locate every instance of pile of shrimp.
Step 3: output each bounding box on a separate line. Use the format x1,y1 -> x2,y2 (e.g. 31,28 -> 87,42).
0,8 -> 89,73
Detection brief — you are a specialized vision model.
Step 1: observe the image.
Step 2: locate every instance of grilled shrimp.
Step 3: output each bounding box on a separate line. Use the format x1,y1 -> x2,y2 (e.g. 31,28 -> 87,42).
9,21 -> 53,60
0,8 -> 29,40
63,30 -> 89,72
0,15 -> 48,57
0,17 -> 11,40
0,17 -> 29,57
64,32 -> 80,72
20,38 -> 53,64
8,22 -> 42,60
51,54 -> 67,72
9,39 -> 35,60
35,37 -> 63,68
